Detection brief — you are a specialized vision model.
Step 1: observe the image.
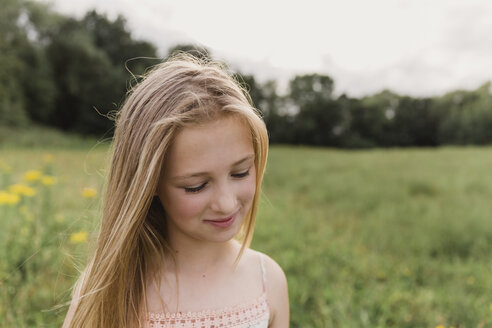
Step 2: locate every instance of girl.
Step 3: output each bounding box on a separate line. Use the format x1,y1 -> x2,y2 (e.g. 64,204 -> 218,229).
63,54 -> 289,328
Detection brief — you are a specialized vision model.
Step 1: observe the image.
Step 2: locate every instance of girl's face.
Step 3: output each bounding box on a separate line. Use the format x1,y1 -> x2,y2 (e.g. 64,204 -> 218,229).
157,115 -> 256,246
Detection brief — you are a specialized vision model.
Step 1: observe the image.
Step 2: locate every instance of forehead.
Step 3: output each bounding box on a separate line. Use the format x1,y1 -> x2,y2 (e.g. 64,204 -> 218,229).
164,116 -> 254,174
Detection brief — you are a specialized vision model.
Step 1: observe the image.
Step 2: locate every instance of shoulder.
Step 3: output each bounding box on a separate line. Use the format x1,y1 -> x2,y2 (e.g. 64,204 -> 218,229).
252,250 -> 290,328
260,252 -> 287,294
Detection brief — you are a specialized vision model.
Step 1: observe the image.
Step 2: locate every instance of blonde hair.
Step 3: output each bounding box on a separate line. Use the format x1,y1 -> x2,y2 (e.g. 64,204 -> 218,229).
67,54 -> 269,327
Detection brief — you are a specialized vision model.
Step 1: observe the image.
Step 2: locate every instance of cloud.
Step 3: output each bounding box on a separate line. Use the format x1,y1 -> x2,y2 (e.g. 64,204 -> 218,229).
39,0 -> 492,97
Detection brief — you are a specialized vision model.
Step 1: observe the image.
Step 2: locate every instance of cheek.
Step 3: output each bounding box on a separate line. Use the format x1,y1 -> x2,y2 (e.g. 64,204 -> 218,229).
239,172 -> 257,205
162,190 -> 208,221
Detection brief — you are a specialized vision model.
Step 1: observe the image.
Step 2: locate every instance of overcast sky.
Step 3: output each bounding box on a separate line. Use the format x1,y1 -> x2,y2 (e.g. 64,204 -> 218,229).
39,0 -> 492,97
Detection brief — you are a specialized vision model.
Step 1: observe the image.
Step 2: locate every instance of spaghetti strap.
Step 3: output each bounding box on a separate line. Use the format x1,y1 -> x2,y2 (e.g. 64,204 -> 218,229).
260,254 -> 267,293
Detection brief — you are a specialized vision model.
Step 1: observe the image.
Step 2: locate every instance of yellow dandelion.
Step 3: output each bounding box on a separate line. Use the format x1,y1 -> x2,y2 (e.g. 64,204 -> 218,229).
489,303 -> 492,312
0,191 -> 20,205
43,154 -> 54,163
23,170 -> 42,182
9,184 -> 36,197
435,325 -> 445,328
81,188 -> 97,198
41,175 -> 57,186
70,231 -> 88,244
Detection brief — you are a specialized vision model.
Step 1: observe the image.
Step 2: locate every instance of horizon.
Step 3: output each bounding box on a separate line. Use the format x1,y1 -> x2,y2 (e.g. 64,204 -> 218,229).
38,0 -> 492,98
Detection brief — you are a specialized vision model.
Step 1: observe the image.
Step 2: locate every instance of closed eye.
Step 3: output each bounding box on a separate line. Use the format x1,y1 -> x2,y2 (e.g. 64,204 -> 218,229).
183,169 -> 249,193
231,170 -> 250,178
184,182 -> 207,193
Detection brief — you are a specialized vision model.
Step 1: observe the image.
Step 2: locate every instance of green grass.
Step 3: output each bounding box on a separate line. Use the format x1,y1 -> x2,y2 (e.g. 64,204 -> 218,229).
254,146 -> 492,327
1,130 -> 492,327
0,124 -> 105,149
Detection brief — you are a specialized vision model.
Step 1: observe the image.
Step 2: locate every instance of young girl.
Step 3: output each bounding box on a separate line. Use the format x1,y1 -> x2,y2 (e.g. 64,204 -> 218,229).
63,54 -> 289,328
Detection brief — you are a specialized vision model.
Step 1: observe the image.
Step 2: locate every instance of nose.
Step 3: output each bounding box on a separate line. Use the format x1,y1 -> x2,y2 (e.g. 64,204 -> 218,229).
210,181 -> 237,215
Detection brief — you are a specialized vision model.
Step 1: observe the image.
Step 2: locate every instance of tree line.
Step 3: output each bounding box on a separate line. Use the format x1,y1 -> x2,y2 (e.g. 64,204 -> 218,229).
2,0 -> 492,147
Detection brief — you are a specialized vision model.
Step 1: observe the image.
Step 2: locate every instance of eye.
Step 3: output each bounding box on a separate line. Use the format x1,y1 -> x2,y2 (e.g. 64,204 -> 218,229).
184,182 -> 207,193
231,170 -> 250,178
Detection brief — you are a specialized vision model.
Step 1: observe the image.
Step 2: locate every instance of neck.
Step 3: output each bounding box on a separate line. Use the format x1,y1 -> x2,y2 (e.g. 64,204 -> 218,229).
165,236 -> 240,275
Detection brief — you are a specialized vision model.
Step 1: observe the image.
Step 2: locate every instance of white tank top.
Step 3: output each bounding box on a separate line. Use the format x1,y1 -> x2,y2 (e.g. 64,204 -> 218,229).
145,255 -> 270,328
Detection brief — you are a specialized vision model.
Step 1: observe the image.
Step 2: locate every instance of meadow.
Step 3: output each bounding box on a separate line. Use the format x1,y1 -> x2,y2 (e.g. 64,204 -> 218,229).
1,129 -> 492,327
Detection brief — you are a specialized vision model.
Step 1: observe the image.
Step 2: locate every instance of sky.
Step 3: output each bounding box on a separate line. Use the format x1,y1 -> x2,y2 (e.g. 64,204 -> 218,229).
39,0 -> 492,98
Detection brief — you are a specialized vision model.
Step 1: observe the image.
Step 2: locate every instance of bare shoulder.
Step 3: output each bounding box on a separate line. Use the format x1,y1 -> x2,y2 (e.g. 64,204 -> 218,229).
252,250 -> 290,328
260,253 -> 286,285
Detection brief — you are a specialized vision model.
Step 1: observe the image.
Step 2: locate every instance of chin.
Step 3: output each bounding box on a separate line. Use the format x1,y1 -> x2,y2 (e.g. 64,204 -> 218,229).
210,217 -> 245,243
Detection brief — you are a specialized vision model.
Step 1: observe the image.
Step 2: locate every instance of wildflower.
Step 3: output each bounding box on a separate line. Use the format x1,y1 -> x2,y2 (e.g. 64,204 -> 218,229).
0,191 -> 20,205
70,230 -> 88,244
41,175 -> 57,186
490,303 -> 492,312
43,154 -> 54,163
435,325 -> 445,328
23,170 -> 42,182
9,184 -> 36,197
81,188 -> 97,198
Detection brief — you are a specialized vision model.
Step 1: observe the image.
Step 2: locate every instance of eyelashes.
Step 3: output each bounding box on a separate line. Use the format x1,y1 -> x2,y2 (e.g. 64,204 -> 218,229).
184,170 -> 250,193
231,170 -> 250,178
184,183 -> 207,193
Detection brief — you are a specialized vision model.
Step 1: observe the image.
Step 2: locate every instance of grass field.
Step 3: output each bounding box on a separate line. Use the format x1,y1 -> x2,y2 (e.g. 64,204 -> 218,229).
1,133 -> 492,327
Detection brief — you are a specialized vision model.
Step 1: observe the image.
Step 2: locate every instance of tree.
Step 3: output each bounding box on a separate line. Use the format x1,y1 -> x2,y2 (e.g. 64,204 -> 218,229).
337,95 -> 379,148
285,74 -> 343,146
44,10 -> 158,134
258,80 -> 289,143
0,0 -> 59,127
436,82 -> 492,145
0,0 -> 32,126
288,73 -> 334,109
46,18 -> 117,133
82,10 -> 157,77
233,73 -> 264,109
167,43 -> 211,61
391,96 -> 438,146
358,90 -> 401,146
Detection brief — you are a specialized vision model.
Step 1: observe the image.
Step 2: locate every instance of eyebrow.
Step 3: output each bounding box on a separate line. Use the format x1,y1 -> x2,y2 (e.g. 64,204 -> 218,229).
171,154 -> 255,181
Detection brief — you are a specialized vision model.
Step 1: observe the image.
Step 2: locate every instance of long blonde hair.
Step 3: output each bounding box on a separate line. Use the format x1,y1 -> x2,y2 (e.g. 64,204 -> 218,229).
67,54 -> 269,327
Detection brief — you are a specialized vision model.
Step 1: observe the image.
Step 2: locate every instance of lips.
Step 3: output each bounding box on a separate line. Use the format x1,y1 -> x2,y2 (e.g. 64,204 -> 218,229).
204,212 -> 237,228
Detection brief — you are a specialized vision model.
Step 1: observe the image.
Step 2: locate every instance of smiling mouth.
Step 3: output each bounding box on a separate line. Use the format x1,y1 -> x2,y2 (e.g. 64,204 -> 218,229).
204,212 -> 238,228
